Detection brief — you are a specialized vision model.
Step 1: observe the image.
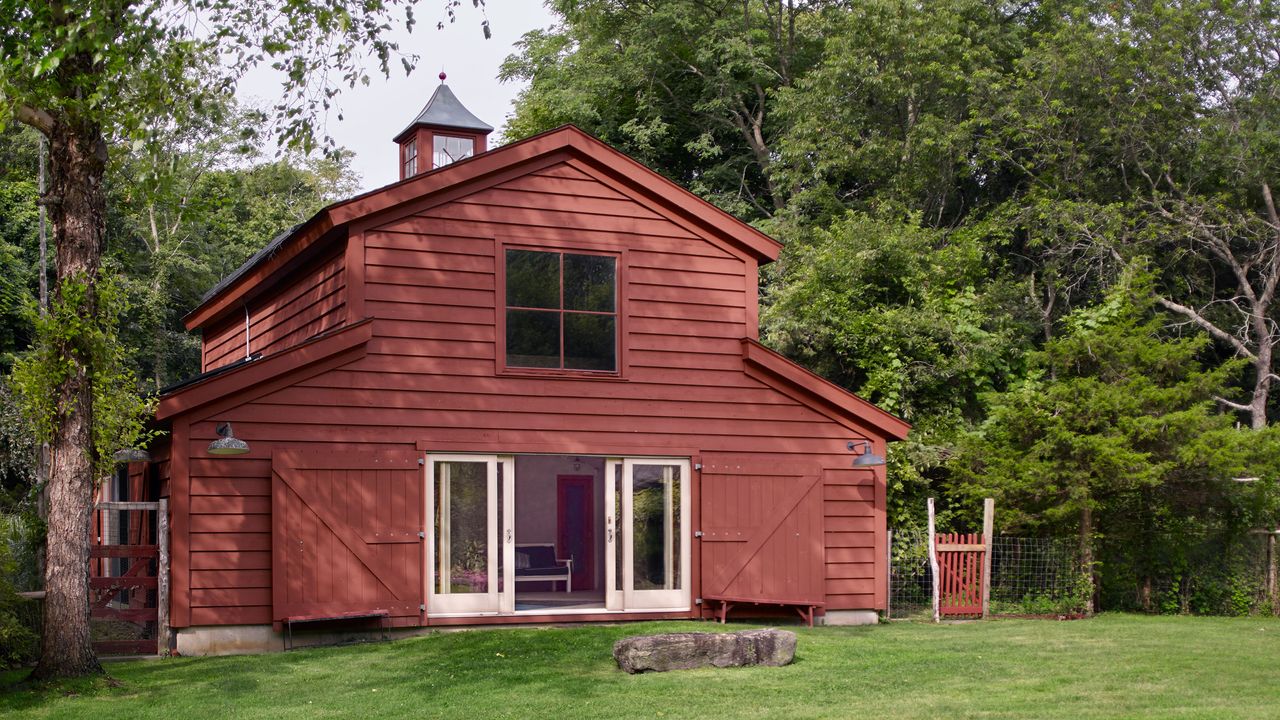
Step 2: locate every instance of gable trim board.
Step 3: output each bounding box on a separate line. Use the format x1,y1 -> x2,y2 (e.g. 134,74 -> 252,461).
740,338 -> 911,442
185,125 -> 782,331
158,320 -> 373,422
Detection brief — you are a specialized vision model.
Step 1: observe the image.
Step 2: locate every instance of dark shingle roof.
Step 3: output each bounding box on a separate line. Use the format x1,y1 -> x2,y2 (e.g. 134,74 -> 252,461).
199,224 -> 301,304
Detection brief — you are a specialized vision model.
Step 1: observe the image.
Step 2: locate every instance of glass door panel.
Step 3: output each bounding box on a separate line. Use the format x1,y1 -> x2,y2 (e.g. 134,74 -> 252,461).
622,459 -> 690,610
427,455 -> 513,614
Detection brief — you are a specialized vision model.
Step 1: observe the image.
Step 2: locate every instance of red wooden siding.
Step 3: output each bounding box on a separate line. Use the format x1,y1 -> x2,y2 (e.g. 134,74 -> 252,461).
272,450 -> 423,626
202,250 -> 347,372
171,158 -> 894,628
822,468 -> 885,610
700,458 -> 825,604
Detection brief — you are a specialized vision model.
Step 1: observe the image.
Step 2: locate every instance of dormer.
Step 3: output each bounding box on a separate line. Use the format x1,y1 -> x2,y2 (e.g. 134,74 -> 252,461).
393,73 -> 494,179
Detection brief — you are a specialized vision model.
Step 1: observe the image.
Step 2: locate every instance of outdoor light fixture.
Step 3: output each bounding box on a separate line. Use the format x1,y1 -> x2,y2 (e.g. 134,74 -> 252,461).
208,422 -> 250,456
848,440 -> 886,467
112,448 -> 151,463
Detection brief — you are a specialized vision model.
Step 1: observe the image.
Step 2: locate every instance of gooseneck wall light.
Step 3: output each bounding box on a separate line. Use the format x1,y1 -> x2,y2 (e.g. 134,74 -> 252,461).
848,439 -> 886,467
208,422 -> 251,456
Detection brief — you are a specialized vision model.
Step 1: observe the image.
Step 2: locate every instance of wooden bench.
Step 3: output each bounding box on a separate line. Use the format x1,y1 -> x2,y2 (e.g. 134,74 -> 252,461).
514,543 -> 574,592
703,595 -> 825,628
284,609 -> 389,650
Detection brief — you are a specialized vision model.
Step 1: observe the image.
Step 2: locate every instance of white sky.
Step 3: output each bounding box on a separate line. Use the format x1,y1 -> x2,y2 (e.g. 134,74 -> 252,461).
234,2 -> 558,193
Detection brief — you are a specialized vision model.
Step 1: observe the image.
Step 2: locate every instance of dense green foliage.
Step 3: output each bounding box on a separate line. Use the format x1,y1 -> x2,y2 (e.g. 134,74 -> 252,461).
4,616 -> 1280,718
503,0 -> 1280,610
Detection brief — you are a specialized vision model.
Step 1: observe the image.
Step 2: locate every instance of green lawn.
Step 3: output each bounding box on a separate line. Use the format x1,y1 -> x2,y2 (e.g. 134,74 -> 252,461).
3,614 -> 1278,719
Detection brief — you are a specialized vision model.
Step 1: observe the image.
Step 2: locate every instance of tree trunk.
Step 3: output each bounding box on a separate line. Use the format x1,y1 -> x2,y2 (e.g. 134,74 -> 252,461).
32,114 -> 108,680
1251,347 -> 1271,430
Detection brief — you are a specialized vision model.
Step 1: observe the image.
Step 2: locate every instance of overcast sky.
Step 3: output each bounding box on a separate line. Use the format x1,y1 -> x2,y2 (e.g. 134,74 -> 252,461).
235,2 -> 558,193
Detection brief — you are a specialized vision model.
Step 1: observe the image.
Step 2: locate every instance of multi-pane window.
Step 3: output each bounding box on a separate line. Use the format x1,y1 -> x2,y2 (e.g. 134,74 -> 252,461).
505,249 -> 617,372
402,139 -> 418,178
433,135 -> 474,168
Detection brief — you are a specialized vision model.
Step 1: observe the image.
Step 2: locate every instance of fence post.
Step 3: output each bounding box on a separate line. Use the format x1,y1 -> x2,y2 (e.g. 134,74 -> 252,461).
158,497 -> 170,654
1268,531 -> 1276,614
886,529 -> 893,620
927,498 -> 939,623
982,498 -> 994,619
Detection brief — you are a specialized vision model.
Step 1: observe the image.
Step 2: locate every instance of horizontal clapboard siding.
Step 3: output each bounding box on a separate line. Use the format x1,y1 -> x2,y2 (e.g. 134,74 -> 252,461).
202,251 -> 347,372
183,161 -> 886,627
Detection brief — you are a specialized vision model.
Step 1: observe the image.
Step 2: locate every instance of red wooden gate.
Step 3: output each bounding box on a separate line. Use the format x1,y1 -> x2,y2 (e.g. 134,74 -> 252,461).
699,457 -> 825,611
935,532 -> 985,618
271,450 -> 424,627
90,500 -> 163,655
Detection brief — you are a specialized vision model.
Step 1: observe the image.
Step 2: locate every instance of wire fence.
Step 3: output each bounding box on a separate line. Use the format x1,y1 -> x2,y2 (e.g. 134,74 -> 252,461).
888,530 -> 1090,619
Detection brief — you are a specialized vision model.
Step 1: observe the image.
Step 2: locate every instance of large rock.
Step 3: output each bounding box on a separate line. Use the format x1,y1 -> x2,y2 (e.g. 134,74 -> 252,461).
613,629 -> 797,673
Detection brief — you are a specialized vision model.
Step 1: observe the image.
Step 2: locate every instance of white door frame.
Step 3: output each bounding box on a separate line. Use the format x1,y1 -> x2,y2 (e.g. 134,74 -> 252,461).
426,454 -> 514,615
604,458 -> 623,611
621,458 -> 691,611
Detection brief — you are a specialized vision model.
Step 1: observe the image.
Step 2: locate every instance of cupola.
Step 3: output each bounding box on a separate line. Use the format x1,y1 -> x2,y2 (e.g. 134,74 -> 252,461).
393,72 -> 494,179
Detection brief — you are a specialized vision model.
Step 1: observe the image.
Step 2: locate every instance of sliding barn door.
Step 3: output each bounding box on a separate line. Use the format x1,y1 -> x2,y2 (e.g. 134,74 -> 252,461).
272,450 -> 424,625
699,456 -> 825,605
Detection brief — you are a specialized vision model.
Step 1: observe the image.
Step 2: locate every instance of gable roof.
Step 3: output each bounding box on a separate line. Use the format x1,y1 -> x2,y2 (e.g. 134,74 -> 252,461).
185,125 -> 783,330
394,83 -> 494,142
741,338 -> 911,441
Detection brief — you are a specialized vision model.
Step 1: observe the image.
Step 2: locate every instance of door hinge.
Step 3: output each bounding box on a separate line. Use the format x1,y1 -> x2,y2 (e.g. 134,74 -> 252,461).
694,530 -> 704,538
695,597 -> 703,605
418,531 -> 426,539
694,463 -> 703,471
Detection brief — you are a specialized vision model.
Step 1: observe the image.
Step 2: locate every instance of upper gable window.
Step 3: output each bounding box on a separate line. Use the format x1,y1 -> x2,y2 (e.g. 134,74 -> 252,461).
505,248 -> 617,373
434,135 -> 474,168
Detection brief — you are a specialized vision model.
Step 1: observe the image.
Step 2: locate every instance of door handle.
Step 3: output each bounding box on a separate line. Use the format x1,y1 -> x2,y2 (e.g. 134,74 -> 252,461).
506,528 -> 512,543
607,528 -> 613,543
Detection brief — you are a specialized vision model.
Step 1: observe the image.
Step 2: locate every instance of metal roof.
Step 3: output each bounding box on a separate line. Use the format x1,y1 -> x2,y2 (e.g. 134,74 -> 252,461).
396,83 -> 494,137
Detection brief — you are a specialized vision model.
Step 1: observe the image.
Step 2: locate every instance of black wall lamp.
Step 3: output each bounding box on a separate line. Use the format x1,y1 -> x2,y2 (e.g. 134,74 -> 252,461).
208,422 -> 251,456
848,440 -> 885,467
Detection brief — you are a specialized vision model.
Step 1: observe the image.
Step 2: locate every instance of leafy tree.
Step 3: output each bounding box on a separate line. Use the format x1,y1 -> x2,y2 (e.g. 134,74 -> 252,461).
762,209 -> 1028,526
953,267 -> 1274,608
993,0 -> 1280,429
772,0 -> 1024,229
0,0 -> 423,678
502,0 -> 833,219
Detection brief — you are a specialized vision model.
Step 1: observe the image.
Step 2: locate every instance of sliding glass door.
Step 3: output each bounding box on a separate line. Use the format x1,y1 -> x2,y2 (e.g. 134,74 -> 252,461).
426,455 -> 514,614
605,458 -> 691,611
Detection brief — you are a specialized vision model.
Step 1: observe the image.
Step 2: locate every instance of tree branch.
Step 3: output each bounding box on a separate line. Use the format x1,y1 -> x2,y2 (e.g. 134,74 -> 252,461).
16,105 -> 55,136
1214,396 -> 1254,413
1157,296 -> 1257,360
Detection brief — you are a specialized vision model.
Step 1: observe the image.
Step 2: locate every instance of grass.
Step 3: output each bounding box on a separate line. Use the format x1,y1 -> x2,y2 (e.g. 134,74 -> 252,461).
3,614 -> 1279,719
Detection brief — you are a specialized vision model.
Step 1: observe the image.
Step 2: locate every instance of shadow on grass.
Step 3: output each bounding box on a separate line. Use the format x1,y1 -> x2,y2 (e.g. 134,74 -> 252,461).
0,620 -> 826,717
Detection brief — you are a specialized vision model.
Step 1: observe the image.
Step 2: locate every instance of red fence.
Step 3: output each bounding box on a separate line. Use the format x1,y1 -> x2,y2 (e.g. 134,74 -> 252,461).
935,533 -> 986,618
90,500 -> 169,655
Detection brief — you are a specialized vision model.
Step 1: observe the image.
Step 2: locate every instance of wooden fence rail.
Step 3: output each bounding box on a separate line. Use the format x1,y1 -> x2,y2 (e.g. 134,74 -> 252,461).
90,499 -> 168,655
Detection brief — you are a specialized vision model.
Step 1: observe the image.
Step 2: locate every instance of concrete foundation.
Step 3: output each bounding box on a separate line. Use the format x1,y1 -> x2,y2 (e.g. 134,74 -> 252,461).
821,610 -> 879,626
175,624 -> 432,656
176,625 -> 282,656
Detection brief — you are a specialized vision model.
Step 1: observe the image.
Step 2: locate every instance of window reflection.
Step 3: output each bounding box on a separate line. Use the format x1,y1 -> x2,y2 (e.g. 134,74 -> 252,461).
504,248 -> 617,372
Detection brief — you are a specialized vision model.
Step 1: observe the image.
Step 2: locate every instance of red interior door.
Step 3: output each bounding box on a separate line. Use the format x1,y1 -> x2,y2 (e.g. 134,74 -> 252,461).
556,475 -> 595,591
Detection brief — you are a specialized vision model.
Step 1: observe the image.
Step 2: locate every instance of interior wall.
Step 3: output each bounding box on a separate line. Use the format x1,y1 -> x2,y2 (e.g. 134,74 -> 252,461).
514,455 -> 606,591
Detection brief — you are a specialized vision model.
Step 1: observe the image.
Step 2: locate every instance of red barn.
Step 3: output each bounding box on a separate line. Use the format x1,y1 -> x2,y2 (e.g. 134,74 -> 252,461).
144,81 -> 908,654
